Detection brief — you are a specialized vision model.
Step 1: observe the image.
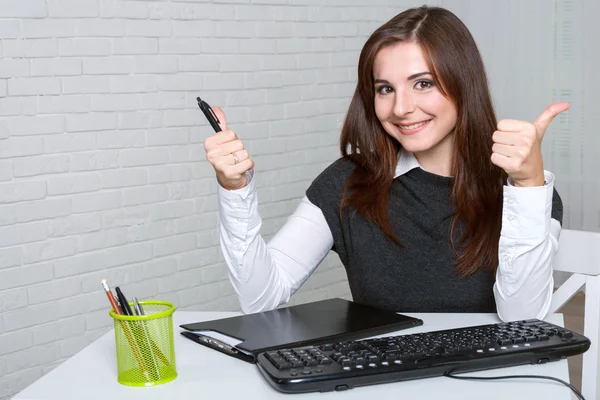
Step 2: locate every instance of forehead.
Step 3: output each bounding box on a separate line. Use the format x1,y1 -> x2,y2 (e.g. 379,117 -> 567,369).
373,41 -> 429,80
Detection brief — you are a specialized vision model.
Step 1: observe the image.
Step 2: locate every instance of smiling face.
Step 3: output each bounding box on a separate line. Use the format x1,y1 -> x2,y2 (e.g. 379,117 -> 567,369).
373,41 -> 458,175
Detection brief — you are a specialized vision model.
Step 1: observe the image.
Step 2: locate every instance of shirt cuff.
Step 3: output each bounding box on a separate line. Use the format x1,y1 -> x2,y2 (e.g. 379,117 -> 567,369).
502,170 -> 554,239
217,169 -> 260,233
217,169 -> 255,200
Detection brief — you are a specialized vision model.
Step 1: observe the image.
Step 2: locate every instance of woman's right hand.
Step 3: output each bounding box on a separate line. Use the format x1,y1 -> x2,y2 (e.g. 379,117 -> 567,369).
203,106 -> 254,191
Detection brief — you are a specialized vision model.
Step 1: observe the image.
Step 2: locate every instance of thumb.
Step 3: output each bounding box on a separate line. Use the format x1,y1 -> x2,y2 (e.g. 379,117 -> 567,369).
211,106 -> 228,131
533,102 -> 570,135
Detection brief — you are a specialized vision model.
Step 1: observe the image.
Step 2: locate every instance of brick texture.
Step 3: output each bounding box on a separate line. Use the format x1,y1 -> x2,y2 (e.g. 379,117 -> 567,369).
0,1 -> 373,397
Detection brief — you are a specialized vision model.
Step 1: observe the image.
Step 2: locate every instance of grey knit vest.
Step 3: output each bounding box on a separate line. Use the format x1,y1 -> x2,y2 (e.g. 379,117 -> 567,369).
306,158 -> 563,313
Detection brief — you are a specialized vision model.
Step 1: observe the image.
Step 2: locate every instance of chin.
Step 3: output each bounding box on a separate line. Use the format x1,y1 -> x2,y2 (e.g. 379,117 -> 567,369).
397,139 -> 435,154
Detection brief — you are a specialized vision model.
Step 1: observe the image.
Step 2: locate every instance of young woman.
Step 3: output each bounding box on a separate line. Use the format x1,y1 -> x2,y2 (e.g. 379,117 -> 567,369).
203,6 -> 568,321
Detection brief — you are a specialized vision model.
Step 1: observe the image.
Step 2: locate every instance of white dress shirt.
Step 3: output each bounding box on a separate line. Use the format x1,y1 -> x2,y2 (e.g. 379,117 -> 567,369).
217,151 -> 561,321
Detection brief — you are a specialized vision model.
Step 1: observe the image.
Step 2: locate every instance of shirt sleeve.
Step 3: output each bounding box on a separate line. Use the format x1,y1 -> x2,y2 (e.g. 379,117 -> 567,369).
493,170 -> 563,322
218,172 -> 334,314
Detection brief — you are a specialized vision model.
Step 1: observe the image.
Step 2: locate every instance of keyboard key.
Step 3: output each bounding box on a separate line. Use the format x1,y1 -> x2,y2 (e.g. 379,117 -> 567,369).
270,360 -> 290,370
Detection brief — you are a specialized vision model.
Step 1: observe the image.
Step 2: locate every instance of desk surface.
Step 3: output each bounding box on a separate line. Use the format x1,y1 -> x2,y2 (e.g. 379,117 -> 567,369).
14,311 -> 574,400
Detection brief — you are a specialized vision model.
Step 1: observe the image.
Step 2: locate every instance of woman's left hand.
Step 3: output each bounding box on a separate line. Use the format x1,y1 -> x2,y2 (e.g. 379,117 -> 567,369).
491,102 -> 570,187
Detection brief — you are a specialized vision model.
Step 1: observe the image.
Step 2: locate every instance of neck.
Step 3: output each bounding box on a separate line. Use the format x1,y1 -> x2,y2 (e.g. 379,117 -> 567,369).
414,132 -> 454,177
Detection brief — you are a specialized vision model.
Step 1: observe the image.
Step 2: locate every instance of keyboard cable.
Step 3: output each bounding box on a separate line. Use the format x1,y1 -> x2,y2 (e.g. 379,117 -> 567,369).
444,372 -> 585,400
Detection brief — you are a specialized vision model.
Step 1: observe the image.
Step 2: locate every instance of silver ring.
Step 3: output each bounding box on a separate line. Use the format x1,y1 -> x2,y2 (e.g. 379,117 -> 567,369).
232,153 -> 239,164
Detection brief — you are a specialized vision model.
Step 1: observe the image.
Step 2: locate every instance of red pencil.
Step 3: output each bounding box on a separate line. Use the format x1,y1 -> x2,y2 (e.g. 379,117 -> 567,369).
101,279 -> 121,315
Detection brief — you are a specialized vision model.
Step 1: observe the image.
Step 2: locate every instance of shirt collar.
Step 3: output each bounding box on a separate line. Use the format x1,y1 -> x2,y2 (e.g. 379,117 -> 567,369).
394,149 -> 422,178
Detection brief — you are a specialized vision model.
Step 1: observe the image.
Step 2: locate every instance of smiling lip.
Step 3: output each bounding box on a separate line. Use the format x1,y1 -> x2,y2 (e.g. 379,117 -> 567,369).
395,119 -> 432,135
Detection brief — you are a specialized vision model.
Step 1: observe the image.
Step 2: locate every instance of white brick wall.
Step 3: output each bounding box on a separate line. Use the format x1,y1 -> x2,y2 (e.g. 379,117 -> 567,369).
0,0 -> 386,397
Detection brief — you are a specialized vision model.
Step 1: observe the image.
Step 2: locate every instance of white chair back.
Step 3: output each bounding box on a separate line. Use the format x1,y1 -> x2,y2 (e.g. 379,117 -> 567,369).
550,229 -> 600,400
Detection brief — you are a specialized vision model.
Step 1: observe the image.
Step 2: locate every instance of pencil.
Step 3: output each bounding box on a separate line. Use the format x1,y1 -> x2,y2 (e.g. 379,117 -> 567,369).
101,280 -> 151,382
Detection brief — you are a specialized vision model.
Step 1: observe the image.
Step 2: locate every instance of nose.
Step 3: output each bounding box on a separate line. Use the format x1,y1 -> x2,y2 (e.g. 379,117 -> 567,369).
393,88 -> 416,117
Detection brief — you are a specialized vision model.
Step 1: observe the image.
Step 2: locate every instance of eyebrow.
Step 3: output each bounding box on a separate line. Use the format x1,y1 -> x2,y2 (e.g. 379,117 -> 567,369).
374,72 -> 432,84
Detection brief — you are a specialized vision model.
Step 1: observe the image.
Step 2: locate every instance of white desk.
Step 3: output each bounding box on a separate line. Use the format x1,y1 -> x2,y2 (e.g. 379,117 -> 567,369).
13,312 -> 574,400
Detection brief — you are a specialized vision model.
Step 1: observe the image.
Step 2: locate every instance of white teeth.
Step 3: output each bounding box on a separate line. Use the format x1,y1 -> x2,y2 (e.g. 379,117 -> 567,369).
400,120 -> 428,130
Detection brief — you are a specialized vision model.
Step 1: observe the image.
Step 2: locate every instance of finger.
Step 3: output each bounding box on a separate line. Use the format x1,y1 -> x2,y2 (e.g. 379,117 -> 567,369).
203,130 -> 237,150
221,159 -> 254,178
218,139 -> 244,156
211,106 -> 228,131
492,130 -> 527,146
231,150 -> 249,165
492,143 -> 525,159
235,158 -> 254,173
497,119 -> 534,132
490,152 -> 517,173
205,139 -> 244,165
533,102 -> 570,133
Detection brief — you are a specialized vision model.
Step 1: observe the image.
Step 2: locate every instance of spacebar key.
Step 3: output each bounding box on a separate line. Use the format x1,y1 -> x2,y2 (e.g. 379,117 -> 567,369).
414,354 -> 468,365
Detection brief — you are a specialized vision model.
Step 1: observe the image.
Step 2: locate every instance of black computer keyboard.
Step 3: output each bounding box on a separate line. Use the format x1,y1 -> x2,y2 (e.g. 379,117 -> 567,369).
256,319 -> 590,393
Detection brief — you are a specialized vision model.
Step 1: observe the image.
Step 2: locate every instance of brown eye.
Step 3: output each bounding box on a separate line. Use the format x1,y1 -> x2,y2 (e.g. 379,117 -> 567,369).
415,80 -> 434,90
376,85 -> 393,94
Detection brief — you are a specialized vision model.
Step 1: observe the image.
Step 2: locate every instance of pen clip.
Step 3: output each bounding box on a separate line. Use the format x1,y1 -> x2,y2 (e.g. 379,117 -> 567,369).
207,105 -> 220,124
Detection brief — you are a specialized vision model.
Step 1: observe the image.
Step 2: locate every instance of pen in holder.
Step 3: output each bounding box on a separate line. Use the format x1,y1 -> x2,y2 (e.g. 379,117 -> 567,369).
109,300 -> 177,387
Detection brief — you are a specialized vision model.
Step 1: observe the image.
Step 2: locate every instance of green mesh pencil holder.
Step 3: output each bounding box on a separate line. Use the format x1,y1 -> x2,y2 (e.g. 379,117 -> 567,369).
109,300 -> 177,387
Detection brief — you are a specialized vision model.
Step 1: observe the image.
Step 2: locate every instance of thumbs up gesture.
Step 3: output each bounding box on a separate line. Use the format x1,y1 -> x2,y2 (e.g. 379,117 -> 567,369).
203,106 -> 254,190
491,102 -> 570,187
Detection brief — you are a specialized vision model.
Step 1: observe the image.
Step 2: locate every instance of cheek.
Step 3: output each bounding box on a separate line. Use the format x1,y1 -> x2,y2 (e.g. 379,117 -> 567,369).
374,97 -> 391,122
422,95 -> 457,123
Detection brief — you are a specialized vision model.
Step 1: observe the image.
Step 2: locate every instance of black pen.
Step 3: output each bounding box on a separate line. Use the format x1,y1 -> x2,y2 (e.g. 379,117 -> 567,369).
115,287 -> 133,316
197,97 -> 222,133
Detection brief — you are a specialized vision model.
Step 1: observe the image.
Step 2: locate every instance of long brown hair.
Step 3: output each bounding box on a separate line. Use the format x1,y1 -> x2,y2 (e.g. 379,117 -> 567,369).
339,6 -> 506,277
